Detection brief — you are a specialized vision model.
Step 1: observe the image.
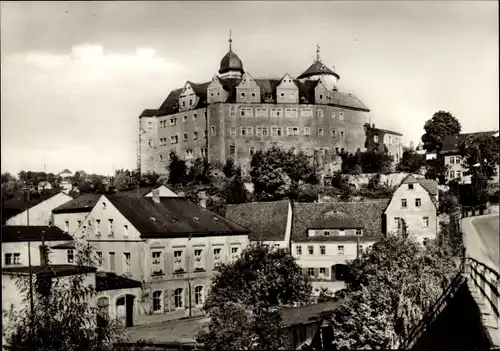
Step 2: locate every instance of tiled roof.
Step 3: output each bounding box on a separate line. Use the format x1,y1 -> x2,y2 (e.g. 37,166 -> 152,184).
50,241 -> 75,249
156,88 -> 183,116
187,81 -> 210,104
281,301 -> 339,326
2,191 -> 63,211
106,195 -> 249,238
372,127 -> 403,137
2,264 -> 96,277
291,200 -> 389,242
1,225 -> 73,243
296,80 -> 318,104
297,61 -> 340,80
441,131 -> 498,153
96,271 -> 142,292
52,193 -> 101,214
416,178 -> 438,196
139,109 -> 157,118
225,200 -> 289,242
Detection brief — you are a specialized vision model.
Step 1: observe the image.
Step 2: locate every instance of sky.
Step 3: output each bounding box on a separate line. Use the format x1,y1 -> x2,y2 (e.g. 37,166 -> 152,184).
1,1 -> 498,176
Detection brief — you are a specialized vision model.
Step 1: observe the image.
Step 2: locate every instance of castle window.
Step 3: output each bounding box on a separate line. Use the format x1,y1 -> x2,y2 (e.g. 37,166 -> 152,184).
185,150 -> 194,160
230,127 -> 236,136
388,136 -> 392,145
271,108 -> 283,118
300,108 -> 313,117
241,127 -> 253,136
193,113 -> 198,122
450,157 -> 455,164
271,127 -> 283,136
193,131 -> 198,140
256,127 -> 263,136
183,116 -> 188,123
170,135 -> 179,144
287,127 -> 299,136
262,127 -> 268,136
341,148 -> 345,153
341,131 -> 345,139
182,101 -> 185,107
241,109 -> 246,117
189,99 -> 192,106
230,107 -> 235,116
211,126 -> 216,136
304,127 -> 311,136
241,92 -> 246,98
148,140 -> 152,147
317,109 -> 324,118
290,91 -> 295,97
332,112 -> 336,118
318,128 -> 324,136
339,112 -> 344,120
335,147 -> 339,154
250,146 -> 255,156
229,145 -> 236,156
285,108 -> 297,118
183,134 -> 188,142
170,118 -> 177,126
159,154 -> 163,161
320,94 -> 323,99
331,130 -> 336,137
252,93 -> 256,97
255,108 -> 268,118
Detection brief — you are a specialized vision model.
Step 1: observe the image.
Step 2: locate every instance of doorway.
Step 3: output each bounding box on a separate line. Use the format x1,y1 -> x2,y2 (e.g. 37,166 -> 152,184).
116,294 -> 135,327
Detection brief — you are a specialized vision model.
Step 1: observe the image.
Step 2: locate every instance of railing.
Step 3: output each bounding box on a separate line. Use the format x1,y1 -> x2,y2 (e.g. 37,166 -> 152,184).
465,257 -> 500,328
462,205 -> 489,218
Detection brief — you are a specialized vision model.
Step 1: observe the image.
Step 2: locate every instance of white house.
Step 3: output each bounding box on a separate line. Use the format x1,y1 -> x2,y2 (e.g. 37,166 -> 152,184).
5,192 -> 73,227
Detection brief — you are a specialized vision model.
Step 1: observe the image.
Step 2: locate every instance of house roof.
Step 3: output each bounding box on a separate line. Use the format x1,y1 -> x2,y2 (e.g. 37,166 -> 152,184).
52,193 -> 101,214
1,225 -> 73,243
139,109 -> 157,118
401,175 -> 438,196
2,264 -> 96,278
50,241 -> 76,249
441,131 -> 498,154
106,195 -> 249,238
297,61 -> 340,80
154,77 -> 369,117
291,200 -> 389,242
225,200 -> 289,242
95,271 -> 142,292
2,191 -> 65,211
372,127 -> 403,137
281,301 -> 340,326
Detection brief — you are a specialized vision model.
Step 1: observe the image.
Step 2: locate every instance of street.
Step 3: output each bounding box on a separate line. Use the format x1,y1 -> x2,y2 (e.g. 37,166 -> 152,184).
126,317 -> 209,344
472,214 -> 500,271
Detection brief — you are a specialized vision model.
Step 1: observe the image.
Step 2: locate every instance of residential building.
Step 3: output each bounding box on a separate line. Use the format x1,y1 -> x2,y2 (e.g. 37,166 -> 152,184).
384,175 -> 438,243
71,192 -> 249,324
4,192 -> 73,227
225,200 -> 292,250
37,181 -> 53,192
441,131 -> 499,185
60,180 -> 73,194
139,37 -> 403,176
364,123 -> 404,167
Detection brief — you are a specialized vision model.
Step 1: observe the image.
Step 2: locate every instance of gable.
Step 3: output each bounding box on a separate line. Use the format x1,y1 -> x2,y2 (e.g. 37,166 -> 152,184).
208,75 -> 224,90
236,72 -> 260,89
144,185 -> 178,198
180,82 -> 196,98
277,73 -> 298,90
315,77 -> 329,92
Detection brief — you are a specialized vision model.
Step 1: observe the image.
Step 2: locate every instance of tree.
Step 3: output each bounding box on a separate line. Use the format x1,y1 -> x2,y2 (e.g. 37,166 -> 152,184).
222,158 -> 236,179
225,170 -> 248,205
4,242 -> 129,350
329,235 -> 457,349
421,111 -> 461,153
361,149 -> 393,174
438,190 -> 460,215
168,152 -> 187,185
396,149 -> 426,173
425,155 -> 449,184
198,243 -> 311,350
114,170 -> 133,191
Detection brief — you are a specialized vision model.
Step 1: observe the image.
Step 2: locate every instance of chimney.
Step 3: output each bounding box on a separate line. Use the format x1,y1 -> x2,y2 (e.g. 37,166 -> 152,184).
372,123 -> 375,128
199,191 -> 207,208
152,189 -> 160,204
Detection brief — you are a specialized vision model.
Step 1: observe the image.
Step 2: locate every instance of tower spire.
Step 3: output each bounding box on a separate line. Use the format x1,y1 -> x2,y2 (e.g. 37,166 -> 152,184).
316,43 -> 321,63
228,30 -> 232,52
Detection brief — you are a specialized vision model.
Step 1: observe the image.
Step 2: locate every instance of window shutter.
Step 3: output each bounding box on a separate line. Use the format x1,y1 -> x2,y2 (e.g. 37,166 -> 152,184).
164,290 -> 170,312
185,287 -> 190,310
314,268 -> 319,277
325,267 -> 330,279
302,268 -> 308,276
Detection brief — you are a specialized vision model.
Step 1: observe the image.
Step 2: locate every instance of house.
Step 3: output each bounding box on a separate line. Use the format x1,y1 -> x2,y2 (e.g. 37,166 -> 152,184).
225,200 -> 292,250
37,181 -> 53,192
384,175 -> 438,243
4,192 -> 73,227
51,185 -> 178,236
60,179 -> 73,194
58,169 -> 73,179
441,131 -> 499,184
291,200 -> 389,293
71,191 -> 250,324
2,191 -> 59,224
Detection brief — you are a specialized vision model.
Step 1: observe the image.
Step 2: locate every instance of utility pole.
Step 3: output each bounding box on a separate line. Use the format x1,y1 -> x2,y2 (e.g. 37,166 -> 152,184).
26,190 -> 34,314
187,234 -> 192,318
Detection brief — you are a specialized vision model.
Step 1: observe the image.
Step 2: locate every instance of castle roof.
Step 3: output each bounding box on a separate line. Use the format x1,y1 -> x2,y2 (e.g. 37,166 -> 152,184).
219,50 -> 244,75
297,60 -> 340,80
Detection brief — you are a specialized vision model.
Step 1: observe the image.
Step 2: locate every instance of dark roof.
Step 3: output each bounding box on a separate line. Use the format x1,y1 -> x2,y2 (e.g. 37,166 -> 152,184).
106,195 -> 249,238
2,191 -> 62,211
156,88 -> 183,116
2,226 -> 73,243
118,186 -> 157,197
291,200 -> 389,242
139,109 -> 157,118
96,271 -> 142,292
50,241 -> 75,249
2,264 -> 96,278
297,60 -> 340,80
372,127 -> 403,137
281,301 -> 339,326
441,131 -> 498,154
219,50 -> 244,74
52,193 -> 101,213
225,200 -> 289,242
188,81 -> 210,105
400,175 -> 438,206
296,79 -> 318,104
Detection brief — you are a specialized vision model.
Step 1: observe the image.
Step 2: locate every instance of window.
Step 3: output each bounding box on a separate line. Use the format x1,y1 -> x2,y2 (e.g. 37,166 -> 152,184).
174,250 -> 184,272
109,252 -> 116,271
213,248 -> 222,268
240,92 -> 246,98
64,221 -> 69,233
152,291 -> 162,312
251,92 -> 256,98
301,108 -> 313,117
324,230 -> 331,236
183,133 -> 188,142
285,108 -> 297,118
304,127 -> 311,136
320,267 -> 326,276
296,246 -> 302,255
255,108 -> 268,118
401,199 -> 407,208
318,128 -> 324,136
4,253 -> 12,265
123,224 -> 129,237
152,251 -> 162,274
262,127 -> 268,136
193,113 -> 198,122
231,247 -> 239,261
256,127 -> 262,136
280,92 -> 285,98
230,127 -> 236,136
287,127 -> 299,136
317,109 -> 324,118
356,229 -> 362,236
77,220 -> 82,227
271,127 -> 283,136
408,184 -> 414,190
456,171 -> 461,178
423,216 -> 430,227
339,112 -> 344,120
388,136 -> 392,145
211,126 -> 216,136
249,146 -> 255,156
340,131 -> 345,139
96,252 -> 103,266
319,94 -> 323,100
174,288 -> 183,308
67,249 -> 74,264
308,246 -> 314,255
338,245 -> 345,255
331,129 -> 337,138
124,253 -> 131,273
229,145 -> 236,156
241,127 -> 253,136
271,108 -> 282,117
456,157 -> 461,164
308,268 -> 315,277
230,107 -> 235,116
185,149 -> 194,160
415,198 -> 422,207
148,140 -> 152,147
450,157 -> 455,164
332,112 -> 336,118
320,246 -> 326,255
194,249 -> 204,270
108,219 -> 114,236
394,217 -> 401,229
183,115 -> 188,123
170,118 -> 177,126
170,135 -> 179,144
195,286 -> 204,306
97,297 -> 110,322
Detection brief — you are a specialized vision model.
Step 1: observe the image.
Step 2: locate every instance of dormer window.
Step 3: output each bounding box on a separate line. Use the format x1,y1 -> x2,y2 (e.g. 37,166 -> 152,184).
252,93 -> 256,97
241,92 -> 246,98
324,231 -> 330,236
408,184 -> 414,190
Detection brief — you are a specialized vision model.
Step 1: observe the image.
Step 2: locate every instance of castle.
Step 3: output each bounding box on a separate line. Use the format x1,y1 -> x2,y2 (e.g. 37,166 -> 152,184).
138,35 -> 403,176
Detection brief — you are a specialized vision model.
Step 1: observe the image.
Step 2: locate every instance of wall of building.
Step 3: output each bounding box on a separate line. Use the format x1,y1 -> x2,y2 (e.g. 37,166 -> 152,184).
2,240 -> 74,267
385,183 -> 438,243
96,287 -> 142,327
52,211 -> 91,237
140,116 -> 159,175
5,193 -> 73,226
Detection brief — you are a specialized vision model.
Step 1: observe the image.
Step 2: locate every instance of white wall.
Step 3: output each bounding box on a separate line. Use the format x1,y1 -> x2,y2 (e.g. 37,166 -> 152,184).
53,212 -> 91,237
6,193 -> 73,226
2,240 -> 74,267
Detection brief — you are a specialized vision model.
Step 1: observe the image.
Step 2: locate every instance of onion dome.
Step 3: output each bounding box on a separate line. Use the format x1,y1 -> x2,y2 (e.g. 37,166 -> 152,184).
219,31 -> 244,75
297,44 -> 340,80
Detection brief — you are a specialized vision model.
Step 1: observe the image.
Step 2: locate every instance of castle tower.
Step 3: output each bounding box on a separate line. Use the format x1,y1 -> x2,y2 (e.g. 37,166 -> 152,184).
297,44 -> 339,91
218,31 -> 244,79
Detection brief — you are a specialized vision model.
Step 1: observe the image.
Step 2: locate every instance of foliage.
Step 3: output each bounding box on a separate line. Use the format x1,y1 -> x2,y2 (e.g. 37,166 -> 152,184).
222,158 -> 237,179
225,170 -> 248,205
396,149 -> 426,173
331,171 -> 348,190
250,147 -> 319,201
4,242 -> 129,350
421,110 -> 461,152
296,184 -> 319,202
198,243 -> 311,350
340,150 -> 393,175
168,151 -> 187,185
329,235 -> 457,349
425,155 -> 449,185
438,190 -> 459,215
340,151 -> 362,175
